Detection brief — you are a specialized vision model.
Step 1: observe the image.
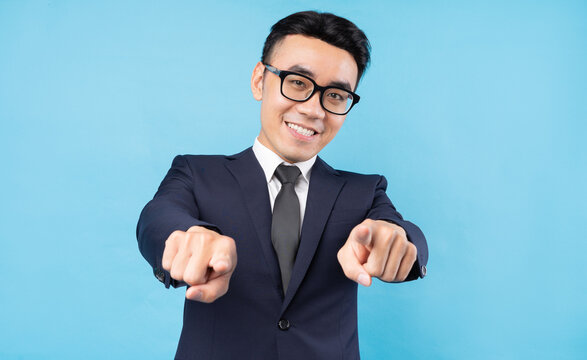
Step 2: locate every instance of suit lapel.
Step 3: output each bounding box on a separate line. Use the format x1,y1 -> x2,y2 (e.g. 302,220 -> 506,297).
225,148 -> 282,290
281,157 -> 346,313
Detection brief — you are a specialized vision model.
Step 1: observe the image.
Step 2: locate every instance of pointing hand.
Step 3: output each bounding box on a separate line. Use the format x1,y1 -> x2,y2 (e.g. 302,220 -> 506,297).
337,219 -> 417,286
162,226 -> 237,302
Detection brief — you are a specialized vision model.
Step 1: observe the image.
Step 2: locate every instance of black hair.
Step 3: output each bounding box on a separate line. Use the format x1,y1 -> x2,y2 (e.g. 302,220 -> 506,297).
261,11 -> 371,84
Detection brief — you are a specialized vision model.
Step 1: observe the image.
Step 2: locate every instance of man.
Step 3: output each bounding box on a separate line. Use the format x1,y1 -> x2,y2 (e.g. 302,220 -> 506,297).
137,11 -> 428,360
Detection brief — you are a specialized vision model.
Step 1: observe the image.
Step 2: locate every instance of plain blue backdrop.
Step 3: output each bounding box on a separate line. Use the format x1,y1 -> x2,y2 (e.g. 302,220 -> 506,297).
1,1 -> 585,359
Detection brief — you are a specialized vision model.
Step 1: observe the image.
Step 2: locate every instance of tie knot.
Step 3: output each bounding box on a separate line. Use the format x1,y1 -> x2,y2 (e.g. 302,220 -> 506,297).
274,164 -> 301,185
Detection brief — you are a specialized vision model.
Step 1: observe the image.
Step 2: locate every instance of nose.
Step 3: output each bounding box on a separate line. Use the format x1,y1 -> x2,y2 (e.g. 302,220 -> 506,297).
295,91 -> 326,120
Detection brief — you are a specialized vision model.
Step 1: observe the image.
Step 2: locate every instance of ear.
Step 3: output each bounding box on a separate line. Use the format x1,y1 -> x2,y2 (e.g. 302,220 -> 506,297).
251,61 -> 265,101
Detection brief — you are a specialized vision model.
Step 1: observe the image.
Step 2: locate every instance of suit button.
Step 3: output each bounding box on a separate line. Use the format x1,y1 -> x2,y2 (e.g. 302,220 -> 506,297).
421,265 -> 427,277
154,268 -> 165,282
278,319 -> 290,331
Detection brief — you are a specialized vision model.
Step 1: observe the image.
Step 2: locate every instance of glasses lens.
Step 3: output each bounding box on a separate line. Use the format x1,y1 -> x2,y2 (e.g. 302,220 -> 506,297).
281,73 -> 355,115
323,88 -> 353,114
282,74 -> 314,101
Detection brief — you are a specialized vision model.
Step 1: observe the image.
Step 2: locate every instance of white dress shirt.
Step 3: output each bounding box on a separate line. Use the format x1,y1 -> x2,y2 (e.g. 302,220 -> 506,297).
252,138 -> 317,232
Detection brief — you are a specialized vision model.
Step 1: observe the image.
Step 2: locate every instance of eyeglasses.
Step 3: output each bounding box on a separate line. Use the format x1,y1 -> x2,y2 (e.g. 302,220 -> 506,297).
263,64 -> 360,115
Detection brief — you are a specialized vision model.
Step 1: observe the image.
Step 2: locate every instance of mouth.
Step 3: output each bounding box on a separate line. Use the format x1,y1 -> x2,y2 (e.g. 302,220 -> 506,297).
285,122 -> 318,137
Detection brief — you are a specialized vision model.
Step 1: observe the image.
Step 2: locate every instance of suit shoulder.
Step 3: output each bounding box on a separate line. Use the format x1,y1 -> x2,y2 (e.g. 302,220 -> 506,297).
166,154 -> 232,177
177,147 -> 250,166
316,157 -> 384,186
334,168 -> 384,184
180,154 -> 230,164
336,168 -> 381,178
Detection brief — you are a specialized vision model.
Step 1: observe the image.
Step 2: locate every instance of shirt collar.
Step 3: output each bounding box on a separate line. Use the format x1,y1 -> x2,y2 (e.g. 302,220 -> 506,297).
252,137 -> 316,183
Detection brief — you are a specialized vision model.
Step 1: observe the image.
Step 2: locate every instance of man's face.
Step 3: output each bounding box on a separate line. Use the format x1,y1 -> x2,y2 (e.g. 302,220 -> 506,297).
251,34 -> 359,163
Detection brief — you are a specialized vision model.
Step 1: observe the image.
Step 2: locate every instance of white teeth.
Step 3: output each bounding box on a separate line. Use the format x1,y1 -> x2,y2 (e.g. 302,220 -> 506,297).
287,122 -> 315,136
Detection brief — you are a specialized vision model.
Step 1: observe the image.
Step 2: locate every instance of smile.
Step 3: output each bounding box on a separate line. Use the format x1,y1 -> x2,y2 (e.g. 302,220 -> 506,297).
286,122 -> 316,136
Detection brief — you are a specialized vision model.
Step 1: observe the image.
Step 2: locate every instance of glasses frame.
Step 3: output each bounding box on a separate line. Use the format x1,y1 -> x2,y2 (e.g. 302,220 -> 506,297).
263,63 -> 360,115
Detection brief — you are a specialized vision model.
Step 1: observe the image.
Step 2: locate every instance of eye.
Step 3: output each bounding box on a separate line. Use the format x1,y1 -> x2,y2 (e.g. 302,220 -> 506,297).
290,79 -> 307,88
327,92 -> 344,101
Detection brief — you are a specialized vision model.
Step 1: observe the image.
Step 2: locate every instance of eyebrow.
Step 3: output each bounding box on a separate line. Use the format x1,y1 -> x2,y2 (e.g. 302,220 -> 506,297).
286,64 -> 353,92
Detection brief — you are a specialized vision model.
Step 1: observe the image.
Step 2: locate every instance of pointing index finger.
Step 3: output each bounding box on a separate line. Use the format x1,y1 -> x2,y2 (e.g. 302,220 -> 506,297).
350,222 -> 373,248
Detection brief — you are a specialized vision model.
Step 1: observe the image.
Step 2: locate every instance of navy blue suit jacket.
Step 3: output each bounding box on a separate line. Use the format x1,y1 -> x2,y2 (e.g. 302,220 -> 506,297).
137,147 -> 428,360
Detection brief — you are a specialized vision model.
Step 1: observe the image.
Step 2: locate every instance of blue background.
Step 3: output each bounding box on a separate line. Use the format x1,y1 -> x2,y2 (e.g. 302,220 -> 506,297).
1,1 -> 585,359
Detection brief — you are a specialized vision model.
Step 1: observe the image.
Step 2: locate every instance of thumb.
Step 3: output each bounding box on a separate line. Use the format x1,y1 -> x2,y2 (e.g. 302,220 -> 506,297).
185,274 -> 231,303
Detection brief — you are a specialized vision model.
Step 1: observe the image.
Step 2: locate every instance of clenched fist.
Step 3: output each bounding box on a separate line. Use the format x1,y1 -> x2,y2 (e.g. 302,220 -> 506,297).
337,219 -> 417,286
162,226 -> 237,303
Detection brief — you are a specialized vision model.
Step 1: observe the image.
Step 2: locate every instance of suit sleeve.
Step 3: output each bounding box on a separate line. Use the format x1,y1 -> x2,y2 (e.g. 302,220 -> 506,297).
136,155 -> 222,288
365,175 -> 428,281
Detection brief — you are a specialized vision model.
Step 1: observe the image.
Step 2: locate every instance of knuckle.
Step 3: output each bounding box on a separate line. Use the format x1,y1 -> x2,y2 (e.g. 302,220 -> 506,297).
408,252 -> 417,265
363,218 -> 374,226
219,281 -> 230,297
399,239 -> 408,252
220,235 -> 236,250
379,226 -> 395,240
162,261 -> 171,271
339,264 -> 352,279
198,232 -> 214,243
390,271 -> 401,282
170,269 -> 182,281
365,262 -> 380,277
391,228 -> 399,237
375,265 -> 385,277
337,246 -> 350,263
229,238 -> 237,252
395,232 -> 408,246
382,265 -> 398,281
170,230 -> 183,238
337,248 -> 344,261
183,272 -> 202,286
166,230 -> 181,245
363,264 -> 374,277
407,242 -> 417,256
183,274 -> 194,285
378,273 -> 393,282
175,233 -> 190,248
186,232 -> 212,249
343,269 -> 353,279
380,232 -> 393,246
227,255 -> 237,270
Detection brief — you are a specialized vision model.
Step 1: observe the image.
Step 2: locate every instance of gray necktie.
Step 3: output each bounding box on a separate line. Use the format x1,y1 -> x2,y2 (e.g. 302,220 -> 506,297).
271,164 -> 302,294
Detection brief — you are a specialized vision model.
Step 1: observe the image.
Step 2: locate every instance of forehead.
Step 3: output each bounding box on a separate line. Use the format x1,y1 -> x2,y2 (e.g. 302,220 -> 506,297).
269,34 -> 359,90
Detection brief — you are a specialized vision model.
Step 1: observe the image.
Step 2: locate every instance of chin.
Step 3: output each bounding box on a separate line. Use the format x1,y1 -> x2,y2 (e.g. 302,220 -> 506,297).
276,139 -> 322,163
281,150 -> 312,163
